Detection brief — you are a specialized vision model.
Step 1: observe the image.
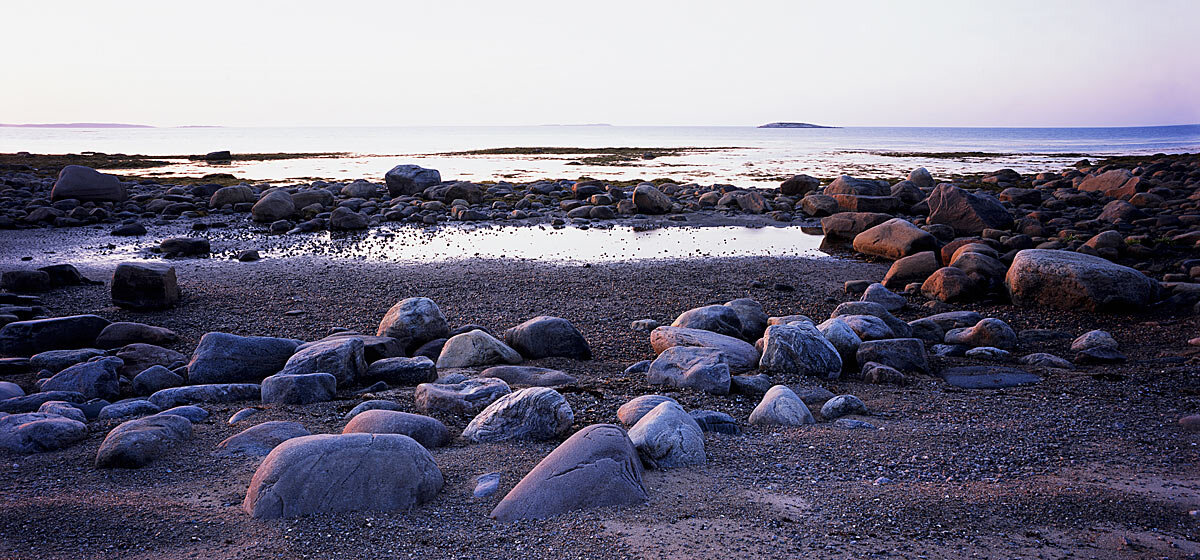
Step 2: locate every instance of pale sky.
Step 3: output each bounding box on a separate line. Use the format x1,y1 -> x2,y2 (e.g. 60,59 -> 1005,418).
4,0 -> 1198,127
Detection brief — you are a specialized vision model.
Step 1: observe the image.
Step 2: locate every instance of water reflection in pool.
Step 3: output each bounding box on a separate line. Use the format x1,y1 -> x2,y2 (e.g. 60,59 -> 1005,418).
287,224 -> 829,263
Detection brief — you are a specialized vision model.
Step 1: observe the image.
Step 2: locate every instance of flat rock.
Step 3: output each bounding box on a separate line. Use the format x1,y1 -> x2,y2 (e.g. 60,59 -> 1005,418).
95,322 -> 178,349
363,356 -> 437,385
148,384 -> 261,409
941,366 -> 1041,389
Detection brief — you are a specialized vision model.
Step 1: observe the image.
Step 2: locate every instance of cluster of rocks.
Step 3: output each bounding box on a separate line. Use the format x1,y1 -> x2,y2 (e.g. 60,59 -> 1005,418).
811,161 -> 1199,312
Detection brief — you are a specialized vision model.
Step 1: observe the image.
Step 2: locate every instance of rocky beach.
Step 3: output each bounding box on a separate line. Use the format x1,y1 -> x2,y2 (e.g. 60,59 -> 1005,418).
1,151 -> 1199,559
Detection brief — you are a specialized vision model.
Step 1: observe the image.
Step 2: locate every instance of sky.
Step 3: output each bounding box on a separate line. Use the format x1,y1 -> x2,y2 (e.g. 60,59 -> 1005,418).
3,0 -> 1199,127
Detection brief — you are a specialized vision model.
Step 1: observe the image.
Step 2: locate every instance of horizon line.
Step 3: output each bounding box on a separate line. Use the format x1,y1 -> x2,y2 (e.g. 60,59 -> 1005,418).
3,122 -> 1200,130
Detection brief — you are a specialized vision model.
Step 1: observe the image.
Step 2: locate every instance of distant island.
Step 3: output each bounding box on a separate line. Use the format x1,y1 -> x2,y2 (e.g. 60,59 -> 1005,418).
757,122 -> 838,129
0,122 -> 154,129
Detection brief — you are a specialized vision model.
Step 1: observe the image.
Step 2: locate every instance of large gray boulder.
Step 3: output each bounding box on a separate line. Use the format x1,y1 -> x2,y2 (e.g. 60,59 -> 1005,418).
436,330 -> 522,368
148,383 -> 261,409
50,165 -> 125,202
385,165 -> 441,197
251,189 -> 295,223
927,183 -> 1013,236
0,315 -> 110,356
277,337 -> 365,386
414,377 -> 511,416
242,433 -> 444,519
759,323 -> 842,380
748,385 -> 815,426
216,421 -> 312,457
342,410 -> 450,449
95,414 -> 193,468
649,326 -> 759,373
111,263 -> 179,310
261,373 -> 337,405
461,387 -> 573,443
1005,249 -> 1157,311
376,297 -> 450,354
670,305 -> 744,339
627,401 -> 705,469
186,332 -> 301,384
646,346 -> 731,395
40,356 -> 122,400
97,400 -> 161,421
490,424 -> 648,522
503,316 -> 591,360
0,412 -> 88,453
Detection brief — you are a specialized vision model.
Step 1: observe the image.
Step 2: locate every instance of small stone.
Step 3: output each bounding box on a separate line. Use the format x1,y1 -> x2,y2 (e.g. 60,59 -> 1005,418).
821,395 -> 868,420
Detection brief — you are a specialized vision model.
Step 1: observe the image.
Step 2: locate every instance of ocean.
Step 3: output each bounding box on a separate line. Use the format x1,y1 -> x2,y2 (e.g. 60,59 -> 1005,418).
2,125 -> 1197,186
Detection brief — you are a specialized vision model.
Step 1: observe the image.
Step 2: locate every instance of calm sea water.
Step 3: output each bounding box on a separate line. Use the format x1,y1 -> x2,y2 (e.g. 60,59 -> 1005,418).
2,125 -> 1197,186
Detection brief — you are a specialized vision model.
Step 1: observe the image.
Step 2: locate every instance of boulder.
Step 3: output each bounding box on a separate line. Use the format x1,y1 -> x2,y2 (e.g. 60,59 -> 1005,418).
855,338 -> 930,374
927,184 -> 1013,236
277,337 -> 365,386
1098,200 -> 1145,223
461,387 -> 573,443
0,412 -> 87,453
688,409 -> 739,435
251,189 -> 295,222
649,326 -> 759,373
414,377 -> 511,416
820,395 -> 867,419
1071,330 -> 1118,352
114,343 -> 186,379
617,395 -> 679,426
921,266 -> 981,303
131,365 -> 184,395
852,218 -> 938,260
0,391 -> 86,414
0,381 -> 23,401
632,184 -> 672,214
503,316 -> 591,360
342,410 -> 449,449
825,175 -> 888,196
0,270 -> 50,293
477,365 -> 577,387
260,373 -> 337,405
242,433 -> 443,519
148,384 -> 261,409
97,400 -> 161,421
1018,353 -> 1074,369
385,165 -> 441,197
670,305 -> 743,339
0,315 -> 110,356
159,237 -> 210,257
376,297 -> 450,354
343,400 -> 405,420
186,332 -> 301,385
627,401 -> 705,469
780,174 -> 819,196
836,314 -> 894,341
111,263 -> 179,310
830,301 -> 912,338
646,346 -> 731,395
330,207 -> 369,230
815,317 -> 862,365
40,356 -> 122,400
50,165 -> 125,202
725,298 -> 768,340
217,421 -> 311,457
748,385 -> 815,426
944,318 -> 1017,350
1005,249 -> 1157,311
820,212 -> 891,241
95,322 -> 178,349
95,414 -> 193,468
37,401 -> 86,423
436,330 -> 522,368
490,424 -> 648,522
759,323 -> 842,380
209,185 -> 256,208
861,282 -> 906,312
29,348 -> 105,373
1078,169 -> 1133,197
908,167 -> 934,189
363,356 -> 437,385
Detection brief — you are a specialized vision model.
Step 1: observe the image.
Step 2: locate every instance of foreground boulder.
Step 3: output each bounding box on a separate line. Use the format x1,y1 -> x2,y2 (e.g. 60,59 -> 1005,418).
50,165 -> 125,202
436,330 -> 522,368
0,412 -> 87,453
627,401 -> 705,469
0,315 -> 110,356
217,421 -> 312,457
243,433 -> 443,519
414,377 -> 511,416
186,333 -> 300,384
277,337 -> 365,385
748,385 -> 815,426
376,297 -> 449,354
1005,249 -> 1157,311
926,183 -> 1013,235
95,414 -> 193,468
759,323 -> 842,380
490,424 -> 648,522
342,410 -> 450,449
461,387 -> 573,443
504,316 -> 592,360
111,263 -> 179,310
649,326 -> 759,373
40,356 -> 122,400
646,346 -> 731,395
